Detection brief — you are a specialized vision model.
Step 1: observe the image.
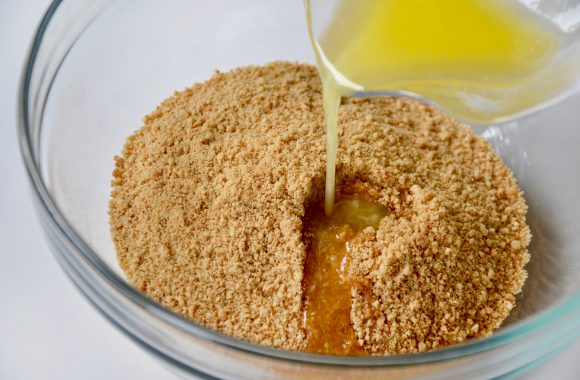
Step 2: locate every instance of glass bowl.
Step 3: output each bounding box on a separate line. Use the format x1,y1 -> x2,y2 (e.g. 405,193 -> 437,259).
19,1 -> 580,378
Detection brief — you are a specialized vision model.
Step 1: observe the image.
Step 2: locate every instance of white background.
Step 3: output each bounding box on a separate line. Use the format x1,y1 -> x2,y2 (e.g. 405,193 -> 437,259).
0,1 -> 579,379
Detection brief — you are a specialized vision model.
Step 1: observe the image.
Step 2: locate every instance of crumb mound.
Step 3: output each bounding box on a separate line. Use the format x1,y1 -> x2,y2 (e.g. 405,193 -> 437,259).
109,62 -> 530,354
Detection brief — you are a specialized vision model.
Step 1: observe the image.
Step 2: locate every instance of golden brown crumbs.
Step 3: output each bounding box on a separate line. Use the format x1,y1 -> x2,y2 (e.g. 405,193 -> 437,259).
109,62 -> 530,354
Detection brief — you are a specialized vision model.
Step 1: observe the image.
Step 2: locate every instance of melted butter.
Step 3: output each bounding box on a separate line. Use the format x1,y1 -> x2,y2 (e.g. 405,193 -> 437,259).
302,195 -> 388,355
305,0 -> 562,213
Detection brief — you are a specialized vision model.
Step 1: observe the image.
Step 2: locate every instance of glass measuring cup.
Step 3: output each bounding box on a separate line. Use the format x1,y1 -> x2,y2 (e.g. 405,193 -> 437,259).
305,0 -> 580,125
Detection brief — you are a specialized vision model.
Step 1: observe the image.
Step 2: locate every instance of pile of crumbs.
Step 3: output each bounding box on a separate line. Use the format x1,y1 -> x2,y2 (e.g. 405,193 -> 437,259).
109,62 -> 530,354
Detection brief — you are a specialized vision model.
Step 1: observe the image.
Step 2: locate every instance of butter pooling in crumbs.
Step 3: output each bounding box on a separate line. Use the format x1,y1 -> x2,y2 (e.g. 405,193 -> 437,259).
109,62 -> 530,354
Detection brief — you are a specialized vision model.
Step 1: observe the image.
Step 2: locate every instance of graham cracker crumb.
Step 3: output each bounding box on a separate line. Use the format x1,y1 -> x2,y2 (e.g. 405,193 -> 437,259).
109,62 -> 530,354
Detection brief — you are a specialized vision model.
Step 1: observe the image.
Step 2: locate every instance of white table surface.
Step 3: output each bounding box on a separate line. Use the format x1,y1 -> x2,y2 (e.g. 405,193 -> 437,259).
1,1 -> 579,379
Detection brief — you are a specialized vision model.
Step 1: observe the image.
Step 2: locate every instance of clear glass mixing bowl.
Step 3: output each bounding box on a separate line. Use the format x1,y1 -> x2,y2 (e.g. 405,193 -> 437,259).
19,1 -> 580,378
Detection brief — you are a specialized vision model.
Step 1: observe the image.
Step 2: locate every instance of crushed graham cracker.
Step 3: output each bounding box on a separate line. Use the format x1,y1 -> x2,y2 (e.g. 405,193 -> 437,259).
109,62 -> 530,354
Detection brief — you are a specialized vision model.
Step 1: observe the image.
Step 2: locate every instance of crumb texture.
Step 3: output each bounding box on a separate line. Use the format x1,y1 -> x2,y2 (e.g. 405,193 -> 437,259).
109,62 -> 530,354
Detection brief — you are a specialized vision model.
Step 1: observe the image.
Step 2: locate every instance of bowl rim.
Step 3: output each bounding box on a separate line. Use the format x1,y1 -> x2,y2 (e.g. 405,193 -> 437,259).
18,0 -> 580,368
